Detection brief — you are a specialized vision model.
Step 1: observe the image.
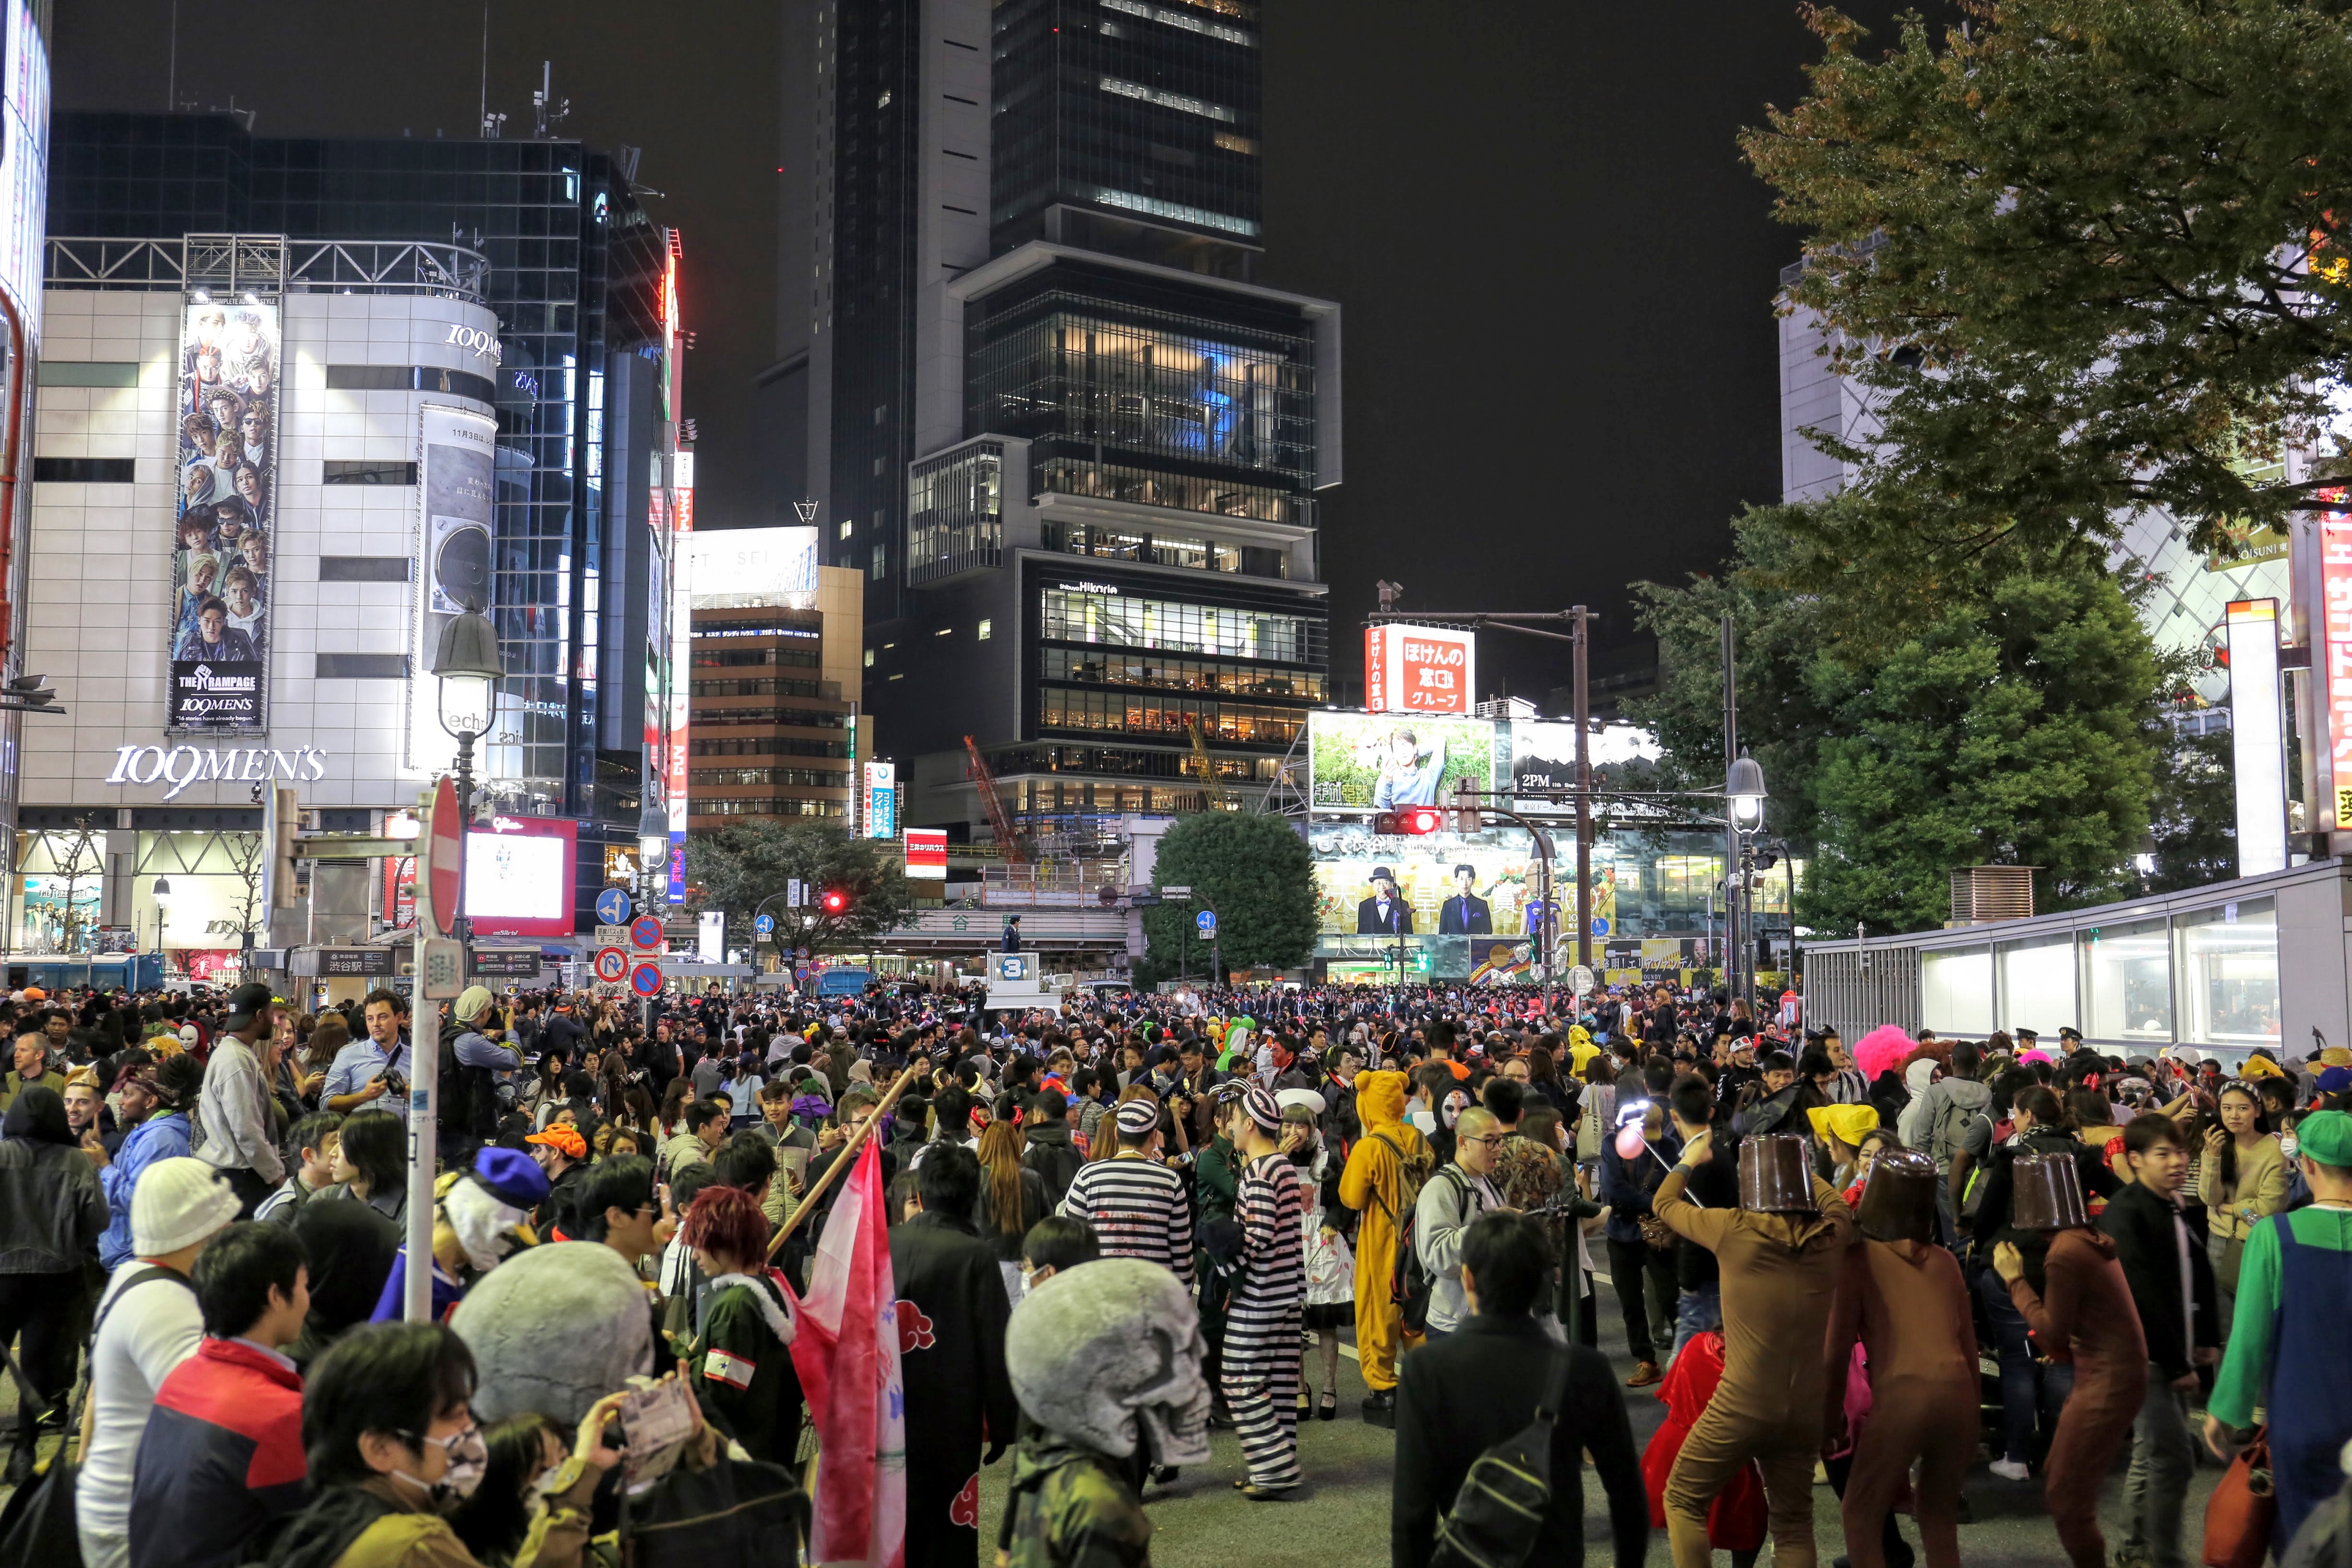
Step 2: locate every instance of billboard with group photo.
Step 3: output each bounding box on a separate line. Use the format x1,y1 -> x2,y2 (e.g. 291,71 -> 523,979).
1304,818 -> 1544,938
1307,711 -> 1493,813
170,300 -> 279,730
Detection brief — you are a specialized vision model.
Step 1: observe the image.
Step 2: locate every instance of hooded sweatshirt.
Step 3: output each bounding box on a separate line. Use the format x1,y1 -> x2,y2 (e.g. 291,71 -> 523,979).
1338,1071 -> 1431,1253
1893,1059 -> 1940,1148
1907,1072 -> 1994,1179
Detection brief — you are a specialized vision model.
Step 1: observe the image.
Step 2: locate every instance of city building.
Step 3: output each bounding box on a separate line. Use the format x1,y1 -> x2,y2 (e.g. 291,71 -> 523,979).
775,0 -> 1341,841
13,112 -> 685,966
0,0 -> 50,924
681,524 -> 866,830
1777,261 -> 2287,711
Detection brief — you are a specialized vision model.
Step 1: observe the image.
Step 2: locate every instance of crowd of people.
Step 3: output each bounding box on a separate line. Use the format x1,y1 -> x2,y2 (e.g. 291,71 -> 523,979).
0,971 -> 2348,1568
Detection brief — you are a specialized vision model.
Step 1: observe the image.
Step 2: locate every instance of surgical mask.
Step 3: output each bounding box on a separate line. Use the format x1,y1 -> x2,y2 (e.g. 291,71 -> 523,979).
394,1423 -> 487,1512
2281,1134 -> 2300,1161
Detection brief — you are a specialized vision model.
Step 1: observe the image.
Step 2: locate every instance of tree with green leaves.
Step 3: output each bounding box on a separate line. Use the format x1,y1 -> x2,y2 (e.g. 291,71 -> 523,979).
1632,514 -> 2171,933
1137,812 -> 1317,984
685,819 -> 918,971
1742,0 -> 2352,629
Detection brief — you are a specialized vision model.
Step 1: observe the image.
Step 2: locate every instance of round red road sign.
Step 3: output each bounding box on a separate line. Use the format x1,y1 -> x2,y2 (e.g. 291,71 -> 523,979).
593,947 -> 629,984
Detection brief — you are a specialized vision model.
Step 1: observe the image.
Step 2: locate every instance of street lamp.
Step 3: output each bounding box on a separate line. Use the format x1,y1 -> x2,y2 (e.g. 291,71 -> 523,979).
151,877 -> 170,953
1724,752 -> 1768,1009
432,602 -> 504,825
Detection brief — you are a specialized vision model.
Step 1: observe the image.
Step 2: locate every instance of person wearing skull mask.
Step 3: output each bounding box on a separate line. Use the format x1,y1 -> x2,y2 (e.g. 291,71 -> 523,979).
892,1143 -> 1019,1568
1651,1129 -> 1855,1568
1821,1148 -> 1976,1568
1000,1258 -> 1212,1568
1992,1153 -> 2148,1568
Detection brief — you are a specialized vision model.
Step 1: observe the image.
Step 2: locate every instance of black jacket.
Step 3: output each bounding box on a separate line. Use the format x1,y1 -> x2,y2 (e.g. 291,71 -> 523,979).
1393,1314 -> 1649,1568
2101,1179 -> 2219,1380
1970,1130 -> 2122,1294
1019,1121 -> 1084,1210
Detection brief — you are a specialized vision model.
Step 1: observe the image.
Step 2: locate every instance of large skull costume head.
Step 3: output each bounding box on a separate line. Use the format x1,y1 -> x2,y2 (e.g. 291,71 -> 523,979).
450,1241 -> 654,1425
1005,1258 -> 1211,1467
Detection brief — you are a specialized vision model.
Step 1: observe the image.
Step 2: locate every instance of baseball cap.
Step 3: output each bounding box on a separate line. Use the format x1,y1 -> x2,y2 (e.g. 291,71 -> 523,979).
221,981 -> 275,1032
453,986 -> 496,1025
525,1124 -> 586,1160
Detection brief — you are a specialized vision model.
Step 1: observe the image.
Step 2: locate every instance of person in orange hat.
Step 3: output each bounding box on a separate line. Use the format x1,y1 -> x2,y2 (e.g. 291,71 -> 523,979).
525,1123 -> 589,1236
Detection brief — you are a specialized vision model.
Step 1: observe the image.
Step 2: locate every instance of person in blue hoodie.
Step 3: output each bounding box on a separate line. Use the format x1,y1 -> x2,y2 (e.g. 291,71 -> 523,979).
93,1056 -> 205,1272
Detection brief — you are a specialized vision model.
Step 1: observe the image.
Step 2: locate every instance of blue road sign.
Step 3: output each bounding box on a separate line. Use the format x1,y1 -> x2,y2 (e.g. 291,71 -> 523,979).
754,913 -> 776,936
595,887 -> 633,926
1592,917 -> 1611,937
1196,910 -> 1217,937
629,960 -> 664,998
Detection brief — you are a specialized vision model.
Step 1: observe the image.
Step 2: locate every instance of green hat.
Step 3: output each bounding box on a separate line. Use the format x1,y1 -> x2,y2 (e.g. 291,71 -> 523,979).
2298,1109 -> 2352,1169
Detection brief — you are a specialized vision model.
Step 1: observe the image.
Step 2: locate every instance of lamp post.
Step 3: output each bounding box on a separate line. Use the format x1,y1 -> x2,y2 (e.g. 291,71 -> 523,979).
433,604 -> 503,951
1725,750 -> 1768,1010
151,877 -> 170,955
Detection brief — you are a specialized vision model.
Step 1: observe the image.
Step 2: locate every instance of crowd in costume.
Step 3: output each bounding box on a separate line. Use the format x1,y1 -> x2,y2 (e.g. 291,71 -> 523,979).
4,972 -> 2352,1568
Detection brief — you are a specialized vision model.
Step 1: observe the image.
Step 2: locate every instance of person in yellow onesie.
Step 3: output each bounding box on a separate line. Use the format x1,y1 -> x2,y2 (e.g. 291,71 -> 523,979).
1339,1068 -> 1430,1426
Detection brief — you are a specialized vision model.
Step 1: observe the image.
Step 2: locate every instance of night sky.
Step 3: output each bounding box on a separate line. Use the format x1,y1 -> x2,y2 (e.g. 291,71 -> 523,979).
54,0 -> 1918,704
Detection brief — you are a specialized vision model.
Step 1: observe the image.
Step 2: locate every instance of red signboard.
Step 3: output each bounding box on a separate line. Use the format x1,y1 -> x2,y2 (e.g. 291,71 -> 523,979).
1364,626 -> 1386,714
905,827 -> 948,880
2322,516 -> 2352,830
381,855 -> 416,929
1365,623 -> 1476,714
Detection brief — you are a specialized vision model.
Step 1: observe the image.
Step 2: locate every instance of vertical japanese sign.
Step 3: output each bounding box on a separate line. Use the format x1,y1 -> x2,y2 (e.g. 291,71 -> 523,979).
170,301 -> 279,730
2320,517 -> 2352,831
864,761 -> 897,839
660,244 -> 690,905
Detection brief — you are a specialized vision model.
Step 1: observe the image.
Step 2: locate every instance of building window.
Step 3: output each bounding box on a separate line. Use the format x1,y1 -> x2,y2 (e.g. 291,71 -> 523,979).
324,461 -> 420,486
1041,646 -> 1321,700
871,542 -> 886,580
839,519 -> 853,539
1097,74 -> 1236,123
978,619 -> 992,641
32,457 -> 134,483
1038,687 -> 1303,745
864,648 -> 876,667
1040,586 -> 1321,664
690,797 -> 848,818
1037,458 -> 1310,528
36,361 -> 139,388
907,442 -> 1005,585
325,365 -> 498,405
315,653 -> 410,679
319,557 -> 412,583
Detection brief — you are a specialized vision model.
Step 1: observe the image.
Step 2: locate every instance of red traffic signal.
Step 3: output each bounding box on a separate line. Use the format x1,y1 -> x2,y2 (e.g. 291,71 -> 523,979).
1395,806 -> 1444,835
821,887 -> 849,914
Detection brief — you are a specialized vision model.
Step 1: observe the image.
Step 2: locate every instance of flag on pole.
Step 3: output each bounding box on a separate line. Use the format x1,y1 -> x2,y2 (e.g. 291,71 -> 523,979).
789,1138 -> 906,1568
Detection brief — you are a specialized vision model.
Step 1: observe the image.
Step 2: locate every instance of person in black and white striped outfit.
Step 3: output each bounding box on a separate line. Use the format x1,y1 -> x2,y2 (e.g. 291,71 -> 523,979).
1224,1084 -> 1307,1500
1057,1096 -> 1195,1290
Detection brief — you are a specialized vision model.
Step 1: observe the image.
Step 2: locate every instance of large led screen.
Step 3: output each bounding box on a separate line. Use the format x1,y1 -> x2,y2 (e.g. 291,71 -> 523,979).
464,816 -> 579,938
1307,712 -> 1493,813
170,300 -> 279,730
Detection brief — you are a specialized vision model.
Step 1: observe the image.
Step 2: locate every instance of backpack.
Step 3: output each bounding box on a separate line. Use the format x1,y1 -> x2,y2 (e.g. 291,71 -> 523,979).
1925,1087 -> 1985,1169
1394,1163 -> 1470,1334
1021,1137 -> 1083,1211
620,1452 -> 808,1568
1429,1347 -> 1574,1568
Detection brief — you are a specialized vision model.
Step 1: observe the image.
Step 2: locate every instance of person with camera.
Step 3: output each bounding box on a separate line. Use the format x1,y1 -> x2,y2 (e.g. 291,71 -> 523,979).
322,990 -> 413,1124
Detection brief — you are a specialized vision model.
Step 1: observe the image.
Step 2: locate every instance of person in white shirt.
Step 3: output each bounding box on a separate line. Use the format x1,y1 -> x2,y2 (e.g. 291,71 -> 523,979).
77,1157 -> 242,1568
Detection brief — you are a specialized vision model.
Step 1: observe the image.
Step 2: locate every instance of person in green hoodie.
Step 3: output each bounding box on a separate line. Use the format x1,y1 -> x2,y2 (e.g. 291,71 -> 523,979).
679,1183 -> 801,1466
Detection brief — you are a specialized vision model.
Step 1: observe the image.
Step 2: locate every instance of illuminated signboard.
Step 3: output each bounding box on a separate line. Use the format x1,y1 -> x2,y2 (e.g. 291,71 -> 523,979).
2324,516 -> 2352,831
172,300 -> 281,731
1364,623 -> 1476,714
865,761 -> 897,839
905,827 -> 948,880
464,815 -> 580,938
1307,711 -> 1493,813
2226,599 -> 2287,875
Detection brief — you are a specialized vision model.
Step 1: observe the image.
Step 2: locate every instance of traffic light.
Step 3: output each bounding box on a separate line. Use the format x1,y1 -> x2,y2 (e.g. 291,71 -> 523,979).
1395,805 -> 1444,835
821,887 -> 849,915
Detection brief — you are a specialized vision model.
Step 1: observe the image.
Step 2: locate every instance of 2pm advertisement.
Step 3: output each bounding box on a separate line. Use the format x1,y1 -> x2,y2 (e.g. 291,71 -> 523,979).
170,299 -> 280,730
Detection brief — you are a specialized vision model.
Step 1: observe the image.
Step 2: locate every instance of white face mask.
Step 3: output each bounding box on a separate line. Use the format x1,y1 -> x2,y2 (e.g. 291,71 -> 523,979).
393,1424 -> 488,1513
2280,1134 -> 2300,1161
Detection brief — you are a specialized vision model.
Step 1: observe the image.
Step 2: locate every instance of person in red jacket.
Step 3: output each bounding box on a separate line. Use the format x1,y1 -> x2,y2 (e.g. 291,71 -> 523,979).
129,1221 -> 312,1568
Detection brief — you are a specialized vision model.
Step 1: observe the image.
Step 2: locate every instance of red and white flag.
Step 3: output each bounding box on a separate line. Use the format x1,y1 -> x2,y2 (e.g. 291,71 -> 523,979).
789,1139 -> 907,1568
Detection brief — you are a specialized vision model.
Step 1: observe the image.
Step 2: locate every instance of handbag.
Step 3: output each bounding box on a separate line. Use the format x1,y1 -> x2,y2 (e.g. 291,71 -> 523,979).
620,1453 -> 809,1568
1637,1212 -> 1676,1252
1430,1346 -> 1573,1568
2203,1425 -> 2275,1568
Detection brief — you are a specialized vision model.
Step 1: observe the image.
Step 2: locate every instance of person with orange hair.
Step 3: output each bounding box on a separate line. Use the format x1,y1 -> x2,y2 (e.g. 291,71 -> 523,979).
680,1182 -> 801,1463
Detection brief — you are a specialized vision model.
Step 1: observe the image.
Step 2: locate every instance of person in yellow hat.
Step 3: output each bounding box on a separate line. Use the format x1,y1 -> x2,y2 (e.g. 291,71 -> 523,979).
1809,1103 -> 1882,1191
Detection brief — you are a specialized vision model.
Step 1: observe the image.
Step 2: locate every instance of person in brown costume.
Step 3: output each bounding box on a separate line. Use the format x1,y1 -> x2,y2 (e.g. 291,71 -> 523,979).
1654,1128 -> 1855,1568
1823,1149 -> 1978,1568
1992,1151 -> 2149,1568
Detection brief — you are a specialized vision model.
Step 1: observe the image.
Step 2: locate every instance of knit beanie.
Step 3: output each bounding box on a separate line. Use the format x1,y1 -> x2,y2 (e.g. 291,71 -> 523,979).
132,1156 -> 241,1256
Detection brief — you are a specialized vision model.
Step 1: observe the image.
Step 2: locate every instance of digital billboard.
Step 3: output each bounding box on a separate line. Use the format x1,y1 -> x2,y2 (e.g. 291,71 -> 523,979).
171,300 -> 279,731
1498,720 -> 1661,807
1304,818 -> 1542,938
1364,623 -> 1476,714
464,815 -> 579,938
681,525 -> 821,608
408,403 -> 499,773
1307,711 -> 1492,814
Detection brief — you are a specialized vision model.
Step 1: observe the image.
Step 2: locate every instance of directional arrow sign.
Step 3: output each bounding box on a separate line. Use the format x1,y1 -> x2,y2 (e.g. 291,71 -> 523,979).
594,947 -> 630,984
629,914 -> 665,952
754,913 -> 776,937
629,960 -> 664,998
1196,910 -> 1217,937
595,887 -> 633,927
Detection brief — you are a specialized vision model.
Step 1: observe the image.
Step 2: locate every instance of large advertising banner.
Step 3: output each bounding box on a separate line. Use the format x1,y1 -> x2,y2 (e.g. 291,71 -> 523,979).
170,300 -> 279,730
1305,818 -> 1538,938
1307,711 -> 1493,813
2321,516 -> 2352,830
1364,623 -> 1476,714
408,404 -> 498,773
1498,720 -> 1661,807
464,814 -> 579,938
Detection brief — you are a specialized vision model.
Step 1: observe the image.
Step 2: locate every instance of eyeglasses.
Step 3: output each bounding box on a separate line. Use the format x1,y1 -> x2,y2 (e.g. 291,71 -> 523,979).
1461,1133 -> 1508,1149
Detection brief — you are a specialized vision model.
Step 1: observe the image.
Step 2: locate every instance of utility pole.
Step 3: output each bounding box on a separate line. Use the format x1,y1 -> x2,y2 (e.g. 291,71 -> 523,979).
1720,613 -> 1742,1007
1571,604 -> 1593,970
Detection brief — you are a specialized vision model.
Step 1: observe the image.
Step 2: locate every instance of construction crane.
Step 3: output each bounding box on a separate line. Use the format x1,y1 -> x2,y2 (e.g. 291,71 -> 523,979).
1185,715 -> 1230,810
963,734 -> 1026,867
